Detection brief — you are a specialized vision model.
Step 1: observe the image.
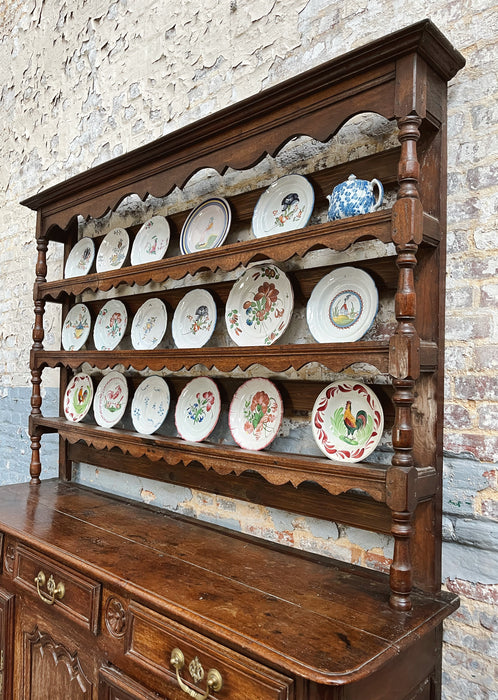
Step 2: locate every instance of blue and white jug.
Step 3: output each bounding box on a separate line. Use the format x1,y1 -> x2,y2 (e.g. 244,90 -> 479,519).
327,174 -> 384,221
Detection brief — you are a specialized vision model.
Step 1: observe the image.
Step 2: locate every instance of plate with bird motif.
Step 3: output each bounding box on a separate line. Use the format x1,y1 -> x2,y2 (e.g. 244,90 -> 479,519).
64,237 -> 95,278
93,300 -> 128,351
175,377 -> 221,443
172,289 -> 217,349
252,174 -> 314,238
131,216 -> 170,266
180,197 -> 231,254
311,381 -> 384,463
229,377 -> 283,451
96,228 -> 129,273
62,303 -> 91,351
93,371 -> 129,428
306,266 -> 378,343
131,376 -> 170,435
63,373 -> 93,423
131,298 -> 168,350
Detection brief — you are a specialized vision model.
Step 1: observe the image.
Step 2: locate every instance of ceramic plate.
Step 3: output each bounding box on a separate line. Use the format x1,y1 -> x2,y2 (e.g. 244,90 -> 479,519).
93,300 -> 128,351
229,378 -> 283,451
63,373 -> 93,423
93,371 -> 128,428
252,174 -> 314,238
62,304 -> 91,351
306,267 -> 378,343
172,289 -> 217,349
311,380 -> 384,463
225,264 -> 293,346
64,237 -> 95,278
131,298 -> 168,350
96,228 -> 129,273
180,197 -> 231,254
131,216 -> 170,266
175,377 -> 221,442
131,376 -> 170,435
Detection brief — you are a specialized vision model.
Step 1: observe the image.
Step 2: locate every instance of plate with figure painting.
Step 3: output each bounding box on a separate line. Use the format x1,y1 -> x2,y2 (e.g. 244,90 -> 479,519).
180,197 -> 231,254
229,378 -> 283,451
131,376 -> 170,435
93,371 -> 129,428
251,174 -> 314,238
131,298 -> 168,350
64,237 -> 95,278
62,303 -> 91,351
172,289 -> 216,349
175,377 -> 221,443
131,216 -> 170,266
63,373 -> 93,423
96,228 -> 129,273
93,300 -> 128,351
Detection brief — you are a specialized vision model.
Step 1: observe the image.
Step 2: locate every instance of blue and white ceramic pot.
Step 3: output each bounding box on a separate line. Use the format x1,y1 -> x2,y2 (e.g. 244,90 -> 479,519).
327,174 -> 384,221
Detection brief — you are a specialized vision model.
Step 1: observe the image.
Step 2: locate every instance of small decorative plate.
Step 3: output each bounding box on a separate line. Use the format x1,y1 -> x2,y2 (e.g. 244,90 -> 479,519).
131,298 -> 168,350
63,373 -> 93,423
311,380 -> 384,463
93,300 -> 128,351
229,378 -> 283,451
225,264 -> 293,346
64,237 -> 95,278
252,174 -> 314,238
96,228 -> 129,273
62,304 -> 91,351
175,377 -> 221,443
93,371 -> 129,428
306,267 -> 378,343
180,197 -> 231,254
172,289 -> 217,349
131,216 -> 170,266
131,376 -> 170,435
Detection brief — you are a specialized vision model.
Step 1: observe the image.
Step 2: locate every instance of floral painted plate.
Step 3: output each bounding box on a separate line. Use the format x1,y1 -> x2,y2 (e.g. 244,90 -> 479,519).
63,373 -> 93,423
229,378 -> 283,451
62,304 -> 91,351
93,300 -> 128,351
64,237 -> 95,278
172,289 -> 217,349
175,377 -> 221,442
180,197 -> 231,254
225,264 -> 293,346
131,298 -> 168,350
311,381 -> 384,463
96,228 -> 129,273
131,376 -> 170,435
131,216 -> 170,266
252,174 -> 314,238
306,267 -> 378,343
93,371 -> 129,428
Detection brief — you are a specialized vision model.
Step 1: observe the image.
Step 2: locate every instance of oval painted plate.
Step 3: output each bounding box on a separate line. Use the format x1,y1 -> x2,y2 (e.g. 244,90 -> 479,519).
180,197 -> 231,254
93,299 -> 128,351
131,376 -> 170,435
229,378 -> 283,451
131,216 -> 170,266
225,264 -> 293,346
131,298 -> 168,350
96,228 -> 129,273
93,371 -> 129,428
64,237 -> 95,278
311,380 -> 384,463
62,303 -> 91,351
306,266 -> 378,343
252,174 -> 314,238
175,377 -> 221,443
63,373 -> 93,423
172,289 -> 217,349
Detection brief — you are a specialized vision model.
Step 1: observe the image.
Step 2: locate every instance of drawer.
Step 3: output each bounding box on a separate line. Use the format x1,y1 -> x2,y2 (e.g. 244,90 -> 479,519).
14,543 -> 101,634
127,602 -> 293,700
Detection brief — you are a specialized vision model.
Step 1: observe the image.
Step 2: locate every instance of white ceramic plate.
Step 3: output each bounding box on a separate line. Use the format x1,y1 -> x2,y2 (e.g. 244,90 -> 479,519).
252,174 -> 314,238
180,197 -> 231,254
131,298 -> 168,350
96,228 -> 129,273
131,376 -> 170,435
172,289 -> 217,349
311,380 -> 384,463
229,378 -> 283,451
64,237 -> 95,278
131,216 -> 170,266
306,266 -> 378,343
62,304 -> 91,351
93,300 -> 128,351
225,264 -> 293,346
63,373 -> 93,423
175,377 -> 221,443
93,371 -> 129,428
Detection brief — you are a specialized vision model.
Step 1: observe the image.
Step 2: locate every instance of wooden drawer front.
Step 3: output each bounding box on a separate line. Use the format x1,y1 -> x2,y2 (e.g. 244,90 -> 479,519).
127,602 -> 293,700
14,544 -> 101,635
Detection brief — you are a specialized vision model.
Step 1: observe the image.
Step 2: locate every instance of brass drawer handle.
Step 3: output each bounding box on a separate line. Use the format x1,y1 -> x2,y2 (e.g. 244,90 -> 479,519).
34,570 -> 65,605
170,647 -> 223,700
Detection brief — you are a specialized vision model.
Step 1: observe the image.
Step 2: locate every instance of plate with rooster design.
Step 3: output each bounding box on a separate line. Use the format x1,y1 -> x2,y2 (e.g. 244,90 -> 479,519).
63,373 -> 93,423
93,371 -> 129,428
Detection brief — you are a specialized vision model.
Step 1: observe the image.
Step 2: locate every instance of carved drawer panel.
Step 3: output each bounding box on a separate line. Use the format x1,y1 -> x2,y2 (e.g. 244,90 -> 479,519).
126,601 -> 294,700
13,543 -> 101,635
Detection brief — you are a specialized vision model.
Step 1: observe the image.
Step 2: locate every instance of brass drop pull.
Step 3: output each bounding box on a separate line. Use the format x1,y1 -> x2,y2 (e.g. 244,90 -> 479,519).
34,570 -> 65,605
170,647 -> 223,700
